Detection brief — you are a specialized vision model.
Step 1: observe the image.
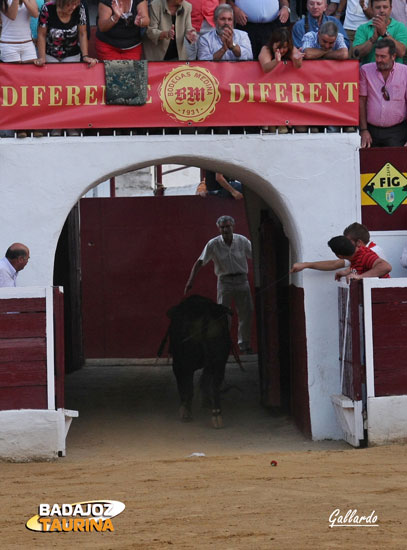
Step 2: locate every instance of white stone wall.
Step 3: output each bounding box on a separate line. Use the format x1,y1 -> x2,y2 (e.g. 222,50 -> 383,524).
0,132 -> 360,440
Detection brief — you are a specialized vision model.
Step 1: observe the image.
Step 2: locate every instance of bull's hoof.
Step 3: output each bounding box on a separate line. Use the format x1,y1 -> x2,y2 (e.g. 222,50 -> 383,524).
179,405 -> 193,422
211,409 -> 223,429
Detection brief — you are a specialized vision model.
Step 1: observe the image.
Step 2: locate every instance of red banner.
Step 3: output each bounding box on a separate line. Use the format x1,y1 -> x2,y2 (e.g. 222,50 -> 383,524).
0,60 -> 359,130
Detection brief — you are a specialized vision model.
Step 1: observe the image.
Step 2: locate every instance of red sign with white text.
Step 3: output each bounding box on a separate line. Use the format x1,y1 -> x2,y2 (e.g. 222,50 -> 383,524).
0,60 -> 359,129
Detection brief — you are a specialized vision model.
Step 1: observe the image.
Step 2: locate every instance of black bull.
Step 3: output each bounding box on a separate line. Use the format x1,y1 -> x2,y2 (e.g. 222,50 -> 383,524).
160,295 -> 232,429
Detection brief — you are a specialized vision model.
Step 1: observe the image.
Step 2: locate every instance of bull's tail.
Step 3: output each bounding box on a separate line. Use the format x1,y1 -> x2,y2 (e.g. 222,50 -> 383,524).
231,341 -> 245,371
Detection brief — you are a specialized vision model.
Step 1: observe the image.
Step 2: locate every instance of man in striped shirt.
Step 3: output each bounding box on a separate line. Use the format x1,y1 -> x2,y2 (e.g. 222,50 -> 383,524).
290,222 -> 387,277
327,236 -> 391,281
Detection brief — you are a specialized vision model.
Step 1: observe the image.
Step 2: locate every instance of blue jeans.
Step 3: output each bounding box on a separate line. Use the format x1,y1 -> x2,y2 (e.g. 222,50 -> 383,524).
208,180 -> 242,198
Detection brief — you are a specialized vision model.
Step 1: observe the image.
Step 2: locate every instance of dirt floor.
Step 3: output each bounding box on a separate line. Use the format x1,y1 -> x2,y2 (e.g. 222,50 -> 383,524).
1,360 -> 406,549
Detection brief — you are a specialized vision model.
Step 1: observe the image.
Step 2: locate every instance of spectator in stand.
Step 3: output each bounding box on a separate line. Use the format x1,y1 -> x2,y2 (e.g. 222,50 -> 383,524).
359,38 -> 407,147
325,0 -> 341,15
0,0 -> 38,62
1,0 -> 39,138
197,3 -> 252,60
259,26 -> 304,70
31,0 -> 45,47
205,171 -> 243,199
302,20 -> 348,58
186,0 -> 220,60
95,0 -> 149,60
259,26 -> 304,134
143,0 -> 197,60
330,0 -> 371,53
225,0 -> 291,60
291,234 -> 391,282
400,240 -> 407,269
34,0 -> 98,136
327,235 -> 391,281
353,0 -> 407,64
391,0 -> 407,26
0,243 -> 30,287
292,0 -> 349,49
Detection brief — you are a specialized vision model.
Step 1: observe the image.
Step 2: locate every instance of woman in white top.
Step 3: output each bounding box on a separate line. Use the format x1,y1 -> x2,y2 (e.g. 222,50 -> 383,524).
0,0 -> 39,62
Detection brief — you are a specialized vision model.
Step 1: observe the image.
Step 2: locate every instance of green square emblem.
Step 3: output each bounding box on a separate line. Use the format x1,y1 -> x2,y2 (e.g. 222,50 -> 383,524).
363,162 -> 407,214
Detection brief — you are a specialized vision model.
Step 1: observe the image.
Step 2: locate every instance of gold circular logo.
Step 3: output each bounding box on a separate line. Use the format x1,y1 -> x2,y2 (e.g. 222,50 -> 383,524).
159,65 -> 221,124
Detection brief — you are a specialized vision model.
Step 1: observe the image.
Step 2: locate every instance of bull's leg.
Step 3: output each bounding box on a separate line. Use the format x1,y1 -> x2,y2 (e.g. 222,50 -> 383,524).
199,369 -> 212,409
210,362 -> 226,429
173,367 -> 194,422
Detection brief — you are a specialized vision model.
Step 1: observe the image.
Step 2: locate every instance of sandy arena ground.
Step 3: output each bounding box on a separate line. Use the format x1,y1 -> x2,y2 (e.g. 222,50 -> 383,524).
1,360 -> 406,549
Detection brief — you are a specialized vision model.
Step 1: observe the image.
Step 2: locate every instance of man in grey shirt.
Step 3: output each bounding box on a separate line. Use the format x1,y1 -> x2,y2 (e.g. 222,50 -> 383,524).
185,215 -> 253,353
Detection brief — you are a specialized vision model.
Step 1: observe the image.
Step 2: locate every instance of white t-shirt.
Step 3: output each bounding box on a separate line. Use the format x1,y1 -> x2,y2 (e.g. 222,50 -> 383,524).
343,0 -> 369,32
0,0 -> 32,42
0,257 -> 17,287
199,234 -> 252,277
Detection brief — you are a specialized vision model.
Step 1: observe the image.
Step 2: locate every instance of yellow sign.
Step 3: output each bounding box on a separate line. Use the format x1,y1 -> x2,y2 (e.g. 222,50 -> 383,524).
159,65 -> 221,124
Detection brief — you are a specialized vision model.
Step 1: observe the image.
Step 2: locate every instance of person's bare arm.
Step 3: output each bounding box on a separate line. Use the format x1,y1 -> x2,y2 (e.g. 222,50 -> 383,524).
348,258 -> 392,281
323,47 -> 348,59
291,47 -> 304,68
78,25 -> 98,66
291,259 -> 346,272
335,0 -> 347,19
258,45 -> 279,73
22,0 -> 38,17
35,25 -> 47,65
278,0 -> 290,24
216,173 -> 243,200
335,267 -> 351,280
226,0 -> 248,26
360,0 -> 373,19
135,0 -> 149,28
98,1 -> 118,33
359,95 -> 372,148
373,15 -> 406,57
353,27 -> 377,58
304,47 -> 330,59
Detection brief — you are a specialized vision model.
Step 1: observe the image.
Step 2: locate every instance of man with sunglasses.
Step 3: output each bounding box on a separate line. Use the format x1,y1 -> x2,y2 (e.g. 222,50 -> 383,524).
359,38 -> 407,148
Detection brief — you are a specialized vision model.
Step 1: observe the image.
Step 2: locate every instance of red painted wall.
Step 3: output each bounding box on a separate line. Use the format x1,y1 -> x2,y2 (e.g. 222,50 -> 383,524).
80,196 -> 255,358
371,287 -> 407,396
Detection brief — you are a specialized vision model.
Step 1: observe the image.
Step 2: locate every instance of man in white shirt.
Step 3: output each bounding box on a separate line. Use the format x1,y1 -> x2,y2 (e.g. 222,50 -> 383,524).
185,215 -> 253,353
226,0 -> 291,59
0,243 -> 30,287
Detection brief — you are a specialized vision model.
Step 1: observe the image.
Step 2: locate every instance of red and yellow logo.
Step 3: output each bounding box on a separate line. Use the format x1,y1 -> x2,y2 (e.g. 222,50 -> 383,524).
159,65 -> 220,124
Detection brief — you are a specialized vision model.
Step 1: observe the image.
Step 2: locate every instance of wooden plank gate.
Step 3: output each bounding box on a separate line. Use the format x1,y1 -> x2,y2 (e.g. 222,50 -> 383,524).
332,278 -> 407,446
0,287 -> 77,459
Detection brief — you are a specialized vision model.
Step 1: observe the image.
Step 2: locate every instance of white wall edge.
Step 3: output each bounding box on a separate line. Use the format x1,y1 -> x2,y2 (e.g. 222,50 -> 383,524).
45,287 -> 55,410
0,286 -> 47,298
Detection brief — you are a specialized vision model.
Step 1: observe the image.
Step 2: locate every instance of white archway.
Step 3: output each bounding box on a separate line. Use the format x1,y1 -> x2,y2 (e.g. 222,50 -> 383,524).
0,132 -> 360,440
